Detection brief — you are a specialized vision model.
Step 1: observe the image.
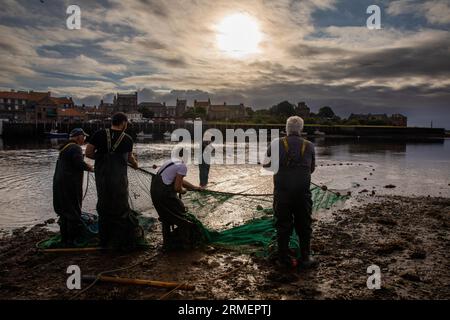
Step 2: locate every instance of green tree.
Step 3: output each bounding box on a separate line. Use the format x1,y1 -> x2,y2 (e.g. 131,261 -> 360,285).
183,109 -> 196,119
194,106 -> 207,116
317,106 -> 335,118
270,101 -> 295,117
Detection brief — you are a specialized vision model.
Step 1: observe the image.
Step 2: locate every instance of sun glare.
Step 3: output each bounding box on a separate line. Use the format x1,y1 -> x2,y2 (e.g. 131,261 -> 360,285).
216,13 -> 262,58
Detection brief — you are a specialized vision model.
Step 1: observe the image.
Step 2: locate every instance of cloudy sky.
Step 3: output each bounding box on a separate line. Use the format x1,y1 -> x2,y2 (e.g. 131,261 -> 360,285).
0,0 -> 449,128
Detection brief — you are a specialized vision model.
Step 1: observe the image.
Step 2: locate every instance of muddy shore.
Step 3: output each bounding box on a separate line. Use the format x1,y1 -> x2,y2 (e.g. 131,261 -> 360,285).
0,195 -> 449,300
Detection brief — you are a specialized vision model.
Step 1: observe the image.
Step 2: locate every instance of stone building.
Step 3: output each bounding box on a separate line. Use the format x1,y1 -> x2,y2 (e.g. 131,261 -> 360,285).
57,108 -> 86,123
176,99 -> 187,117
113,92 -> 138,112
26,95 -> 75,123
194,99 -> 247,121
0,90 -> 50,122
390,114 -> 408,127
138,102 -> 167,118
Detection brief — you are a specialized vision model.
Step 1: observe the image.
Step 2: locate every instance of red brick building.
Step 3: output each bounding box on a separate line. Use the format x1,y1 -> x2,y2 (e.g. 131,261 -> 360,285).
0,90 -> 50,122
26,95 -> 75,123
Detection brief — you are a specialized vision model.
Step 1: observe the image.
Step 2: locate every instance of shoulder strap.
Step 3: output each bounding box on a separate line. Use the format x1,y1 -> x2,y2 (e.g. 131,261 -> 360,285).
112,131 -> 126,152
301,140 -> 308,158
106,129 -> 111,152
282,136 -> 307,160
281,137 -> 289,153
59,142 -> 77,155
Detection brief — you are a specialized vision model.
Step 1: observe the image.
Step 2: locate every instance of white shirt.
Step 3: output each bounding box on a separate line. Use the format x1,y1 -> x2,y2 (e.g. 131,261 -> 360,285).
158,160 -> 188,185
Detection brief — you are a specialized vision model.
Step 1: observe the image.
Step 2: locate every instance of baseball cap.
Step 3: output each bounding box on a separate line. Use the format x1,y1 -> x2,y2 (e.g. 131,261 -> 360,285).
70,128 -> 89,138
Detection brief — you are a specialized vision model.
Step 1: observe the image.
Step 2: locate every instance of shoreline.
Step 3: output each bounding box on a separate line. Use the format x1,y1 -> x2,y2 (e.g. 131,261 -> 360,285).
2,122 -> 446,139
0,195 -> 448,300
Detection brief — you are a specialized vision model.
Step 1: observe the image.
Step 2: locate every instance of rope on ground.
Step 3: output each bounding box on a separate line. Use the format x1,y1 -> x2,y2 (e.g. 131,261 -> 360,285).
158,281 -> 188,300
69,252 -> 160,300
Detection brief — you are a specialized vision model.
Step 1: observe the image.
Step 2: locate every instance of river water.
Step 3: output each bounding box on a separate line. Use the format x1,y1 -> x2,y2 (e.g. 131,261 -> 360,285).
0,137 -> 449,231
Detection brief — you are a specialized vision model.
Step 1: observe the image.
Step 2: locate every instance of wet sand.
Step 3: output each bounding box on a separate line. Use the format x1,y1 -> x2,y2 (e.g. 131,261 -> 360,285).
0,195 -> 448,300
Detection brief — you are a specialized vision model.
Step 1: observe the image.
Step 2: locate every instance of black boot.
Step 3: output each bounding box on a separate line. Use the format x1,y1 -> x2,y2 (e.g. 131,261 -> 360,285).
276,234 -> 298,270
300,244 -> 318,269
161,223 -> 175,251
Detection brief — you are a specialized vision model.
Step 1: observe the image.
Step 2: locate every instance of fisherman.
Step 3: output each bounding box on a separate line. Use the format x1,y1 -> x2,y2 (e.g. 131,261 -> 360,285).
264,116 -> 317,269
199,135 -> 213,188
85,112 -> 143,250
53,128 -> 93,245
150,148 -> 203,250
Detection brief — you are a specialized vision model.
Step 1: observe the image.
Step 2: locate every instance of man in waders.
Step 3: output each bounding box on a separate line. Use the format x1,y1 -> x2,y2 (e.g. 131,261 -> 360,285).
53,128 -> 93,245
199,136 -> 213,188
265,116 -> 317,270
86,112 -> 142,250
150,149 -> 202,250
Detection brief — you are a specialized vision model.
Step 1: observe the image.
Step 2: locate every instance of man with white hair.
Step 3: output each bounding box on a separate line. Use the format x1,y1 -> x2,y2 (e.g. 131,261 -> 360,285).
265,116 -> 317,270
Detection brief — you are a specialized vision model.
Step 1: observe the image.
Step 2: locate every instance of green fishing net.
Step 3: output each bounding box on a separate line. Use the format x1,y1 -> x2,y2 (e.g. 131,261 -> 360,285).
39,168 -> 348,253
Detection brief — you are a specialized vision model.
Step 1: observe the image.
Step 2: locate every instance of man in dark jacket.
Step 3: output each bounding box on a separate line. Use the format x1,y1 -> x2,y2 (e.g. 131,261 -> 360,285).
85,112 -> 142,249
53,128 -> 93,245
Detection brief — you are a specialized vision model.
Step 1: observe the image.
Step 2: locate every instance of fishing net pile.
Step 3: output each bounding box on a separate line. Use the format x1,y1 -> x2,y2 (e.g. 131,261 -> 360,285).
39,167 -> 348,254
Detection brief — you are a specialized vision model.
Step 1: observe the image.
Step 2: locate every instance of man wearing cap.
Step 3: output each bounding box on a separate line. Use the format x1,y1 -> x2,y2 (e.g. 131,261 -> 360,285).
85,112 -> 142,249
53,128 -> 93,245
264,116 -> 317,270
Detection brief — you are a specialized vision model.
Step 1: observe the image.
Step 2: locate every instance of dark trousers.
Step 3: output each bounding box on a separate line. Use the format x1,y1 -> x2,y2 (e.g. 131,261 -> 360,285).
58,216 -> 84,244
199,163 -> 210,186
273,193 -> 313,258
151,176 -> 199,249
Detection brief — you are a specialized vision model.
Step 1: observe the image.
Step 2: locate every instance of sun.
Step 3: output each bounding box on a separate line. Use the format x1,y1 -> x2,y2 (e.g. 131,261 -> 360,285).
216,13 -> 262,58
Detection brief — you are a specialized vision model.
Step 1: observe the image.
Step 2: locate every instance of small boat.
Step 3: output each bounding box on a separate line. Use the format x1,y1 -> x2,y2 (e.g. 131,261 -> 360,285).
136,131 -> 153,139
163,131 -> 172,140
45,129 -> 69,139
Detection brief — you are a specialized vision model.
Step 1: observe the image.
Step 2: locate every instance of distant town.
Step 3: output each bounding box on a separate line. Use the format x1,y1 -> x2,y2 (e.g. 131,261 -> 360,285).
0,89 -> 407,127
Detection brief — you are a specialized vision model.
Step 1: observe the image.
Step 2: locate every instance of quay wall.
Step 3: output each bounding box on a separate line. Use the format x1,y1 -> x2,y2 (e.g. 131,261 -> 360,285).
1,122 -> 446,139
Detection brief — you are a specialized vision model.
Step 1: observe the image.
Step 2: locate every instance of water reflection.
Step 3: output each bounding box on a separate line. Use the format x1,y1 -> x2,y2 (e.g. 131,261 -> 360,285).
312,136 -> 446,157
0,137 -> 449,230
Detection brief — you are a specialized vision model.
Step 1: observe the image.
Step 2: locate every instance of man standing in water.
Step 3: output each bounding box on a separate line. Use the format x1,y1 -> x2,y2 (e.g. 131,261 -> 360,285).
86,112 -> 142,249
199,136 -> 213,188
53,128 -> 93,246
264,116 -> 317,269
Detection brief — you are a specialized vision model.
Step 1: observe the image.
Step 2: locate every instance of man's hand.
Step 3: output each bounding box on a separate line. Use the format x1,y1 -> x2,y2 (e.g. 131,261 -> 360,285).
187,185 -> 201,191
86,164 -> 94,172
128,153 -> 139,170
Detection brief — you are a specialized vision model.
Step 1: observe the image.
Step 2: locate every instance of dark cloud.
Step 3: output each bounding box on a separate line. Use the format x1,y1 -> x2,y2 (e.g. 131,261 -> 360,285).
288,43 -> 351,58
310,38 -> 450,80
157,56 -> 188,68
